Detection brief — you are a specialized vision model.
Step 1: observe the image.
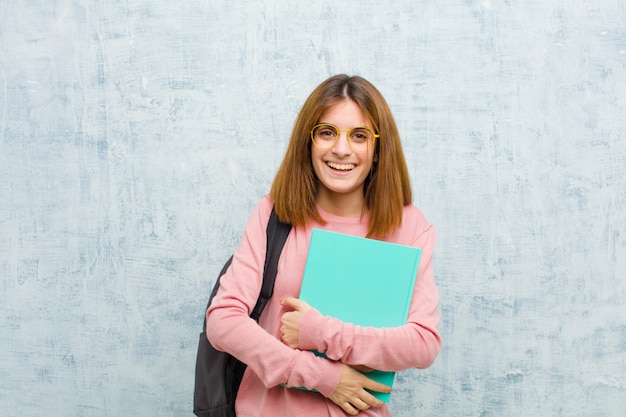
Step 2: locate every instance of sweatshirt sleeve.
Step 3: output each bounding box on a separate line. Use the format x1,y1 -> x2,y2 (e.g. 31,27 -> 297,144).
297,219 -> 441,372
205,197 -> 342,397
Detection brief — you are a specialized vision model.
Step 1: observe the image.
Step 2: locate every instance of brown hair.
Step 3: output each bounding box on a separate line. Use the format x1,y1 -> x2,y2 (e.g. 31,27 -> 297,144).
270,74 -> 412,238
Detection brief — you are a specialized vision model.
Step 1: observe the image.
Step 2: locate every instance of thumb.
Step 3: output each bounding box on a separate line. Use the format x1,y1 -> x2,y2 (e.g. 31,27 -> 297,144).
280,297 -> 308,311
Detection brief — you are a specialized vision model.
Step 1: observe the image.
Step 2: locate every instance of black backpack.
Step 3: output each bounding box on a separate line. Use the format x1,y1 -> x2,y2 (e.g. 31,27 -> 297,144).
193,207 -> 291,417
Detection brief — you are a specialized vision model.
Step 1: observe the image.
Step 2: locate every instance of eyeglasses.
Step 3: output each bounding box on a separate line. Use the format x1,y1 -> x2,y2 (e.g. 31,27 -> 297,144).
311,123 -> 379,153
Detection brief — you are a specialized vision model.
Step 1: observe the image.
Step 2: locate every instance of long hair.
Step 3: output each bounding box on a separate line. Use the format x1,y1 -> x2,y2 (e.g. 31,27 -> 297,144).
270,74 -> 412,238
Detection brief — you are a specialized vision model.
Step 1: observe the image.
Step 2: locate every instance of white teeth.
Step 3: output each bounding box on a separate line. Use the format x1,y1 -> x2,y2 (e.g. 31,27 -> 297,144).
327,162 -> 355,171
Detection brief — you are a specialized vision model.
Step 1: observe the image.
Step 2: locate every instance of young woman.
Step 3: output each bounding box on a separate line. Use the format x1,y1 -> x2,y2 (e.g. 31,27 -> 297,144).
206,74 -> 441,416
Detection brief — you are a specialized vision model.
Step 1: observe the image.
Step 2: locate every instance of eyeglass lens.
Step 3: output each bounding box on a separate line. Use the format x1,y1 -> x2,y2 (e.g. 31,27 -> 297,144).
312,124 -> 374,152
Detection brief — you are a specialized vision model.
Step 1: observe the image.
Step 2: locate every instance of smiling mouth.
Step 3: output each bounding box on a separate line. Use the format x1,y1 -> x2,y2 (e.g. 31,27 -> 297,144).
327,161 -> 356,171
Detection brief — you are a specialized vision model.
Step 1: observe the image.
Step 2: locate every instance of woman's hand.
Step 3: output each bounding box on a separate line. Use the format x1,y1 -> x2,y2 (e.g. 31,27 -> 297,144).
329,364 -> 391,415
280,297 -> 312,349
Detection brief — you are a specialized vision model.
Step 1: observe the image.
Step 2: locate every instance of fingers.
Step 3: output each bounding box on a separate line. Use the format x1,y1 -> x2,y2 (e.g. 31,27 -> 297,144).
352,367 -> 391,400
350,397 -> 372,412
363,378 -> 392,398
358,390 -> 385,409
349,374 -> 389,409
279,315 -> 299,348
339,395 -> 378,415
279,305 -> 304,349
330,364 -> 388,413
341,402 -> 360,415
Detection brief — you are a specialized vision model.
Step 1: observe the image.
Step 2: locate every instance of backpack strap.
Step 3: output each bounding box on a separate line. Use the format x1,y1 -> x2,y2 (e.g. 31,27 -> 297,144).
202,207 -> 291,330
251,207 -> 292,321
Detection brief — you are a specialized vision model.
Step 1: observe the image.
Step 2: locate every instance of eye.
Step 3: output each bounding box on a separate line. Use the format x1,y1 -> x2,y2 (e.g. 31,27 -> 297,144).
350,128 -> 371,143
315,125 -> 337,138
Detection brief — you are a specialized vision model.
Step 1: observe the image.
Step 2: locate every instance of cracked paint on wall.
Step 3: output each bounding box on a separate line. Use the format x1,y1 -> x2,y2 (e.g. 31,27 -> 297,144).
0,1 -> 625,416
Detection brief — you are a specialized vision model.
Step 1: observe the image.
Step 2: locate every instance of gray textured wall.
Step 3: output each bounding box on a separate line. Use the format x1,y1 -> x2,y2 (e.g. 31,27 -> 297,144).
1,1 -> 625,416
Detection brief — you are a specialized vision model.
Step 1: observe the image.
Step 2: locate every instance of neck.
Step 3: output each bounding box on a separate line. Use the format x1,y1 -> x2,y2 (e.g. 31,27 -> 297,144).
316,190 -> 366,218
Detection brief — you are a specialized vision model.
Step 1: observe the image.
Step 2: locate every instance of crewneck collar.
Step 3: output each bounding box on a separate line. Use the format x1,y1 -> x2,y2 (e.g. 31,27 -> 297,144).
315,204 -> 371,225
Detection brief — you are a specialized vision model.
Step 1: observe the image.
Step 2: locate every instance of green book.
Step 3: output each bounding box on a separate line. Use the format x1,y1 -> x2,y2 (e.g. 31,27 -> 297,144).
297,228 -> 422,402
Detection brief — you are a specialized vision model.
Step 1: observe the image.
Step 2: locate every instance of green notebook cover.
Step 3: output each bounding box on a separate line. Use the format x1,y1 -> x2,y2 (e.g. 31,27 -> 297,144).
297,228 -> 422,402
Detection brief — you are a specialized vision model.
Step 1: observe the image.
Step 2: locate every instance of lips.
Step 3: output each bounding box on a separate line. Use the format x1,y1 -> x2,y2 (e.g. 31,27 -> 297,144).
327,161 -> 356,171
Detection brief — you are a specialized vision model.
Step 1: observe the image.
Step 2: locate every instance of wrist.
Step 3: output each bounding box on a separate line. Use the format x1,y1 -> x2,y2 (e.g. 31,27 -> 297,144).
298,307 -> 324,351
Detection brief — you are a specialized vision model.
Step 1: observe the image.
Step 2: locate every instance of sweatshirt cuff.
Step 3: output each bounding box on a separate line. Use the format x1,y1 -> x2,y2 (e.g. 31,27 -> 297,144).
285,350 -> 343,398
313,356 -> 343,398
299,307 -> 325,351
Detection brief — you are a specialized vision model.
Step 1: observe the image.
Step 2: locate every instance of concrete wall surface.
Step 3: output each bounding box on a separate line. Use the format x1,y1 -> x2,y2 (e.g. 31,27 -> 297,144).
0,1 -> 625,416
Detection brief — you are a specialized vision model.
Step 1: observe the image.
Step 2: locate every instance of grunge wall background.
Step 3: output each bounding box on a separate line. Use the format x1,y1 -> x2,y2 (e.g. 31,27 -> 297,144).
1,1 -> 624,416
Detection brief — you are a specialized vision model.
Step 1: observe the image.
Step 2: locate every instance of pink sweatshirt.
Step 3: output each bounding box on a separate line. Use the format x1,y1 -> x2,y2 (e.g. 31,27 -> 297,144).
206,195 -> 441,417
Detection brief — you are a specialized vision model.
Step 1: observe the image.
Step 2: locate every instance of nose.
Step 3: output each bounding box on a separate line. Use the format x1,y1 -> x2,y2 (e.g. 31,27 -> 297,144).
331,129 -> 352,155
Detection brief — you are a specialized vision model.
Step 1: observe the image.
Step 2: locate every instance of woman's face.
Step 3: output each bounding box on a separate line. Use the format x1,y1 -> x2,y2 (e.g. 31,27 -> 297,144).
311,99 -> 376,212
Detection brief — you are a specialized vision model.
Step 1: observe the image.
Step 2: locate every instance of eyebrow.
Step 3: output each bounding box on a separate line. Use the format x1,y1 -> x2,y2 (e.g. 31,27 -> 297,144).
318,122 -> 372,128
